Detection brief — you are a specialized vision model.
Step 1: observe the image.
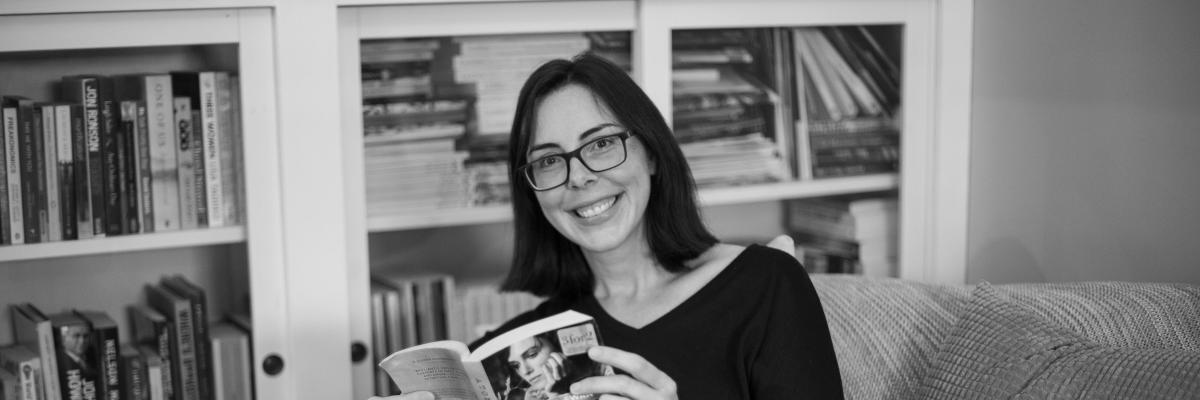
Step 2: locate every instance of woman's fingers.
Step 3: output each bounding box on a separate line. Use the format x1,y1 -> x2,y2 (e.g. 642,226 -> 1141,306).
587,346 -> 676,393
569,374 -> 665,400
366,391 -> 434,400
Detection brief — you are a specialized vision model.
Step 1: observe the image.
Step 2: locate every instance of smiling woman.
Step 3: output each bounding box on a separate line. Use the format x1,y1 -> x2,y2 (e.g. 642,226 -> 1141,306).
374,53 -> 844,400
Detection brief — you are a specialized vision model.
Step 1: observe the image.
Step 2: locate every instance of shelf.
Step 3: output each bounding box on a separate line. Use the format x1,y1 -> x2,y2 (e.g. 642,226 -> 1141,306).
0,226 -> 246,262
0,0 -> 271,15
365,174 -> 897,232
698,174 -> 898,207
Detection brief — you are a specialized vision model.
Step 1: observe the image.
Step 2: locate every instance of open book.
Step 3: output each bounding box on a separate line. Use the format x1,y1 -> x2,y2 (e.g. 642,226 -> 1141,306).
379,310 -> 611,400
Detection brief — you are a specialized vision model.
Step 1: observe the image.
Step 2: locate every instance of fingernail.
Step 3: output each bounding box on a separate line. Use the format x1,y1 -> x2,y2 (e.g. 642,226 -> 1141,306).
570,383 -> 580,394
588,347 -> 601,357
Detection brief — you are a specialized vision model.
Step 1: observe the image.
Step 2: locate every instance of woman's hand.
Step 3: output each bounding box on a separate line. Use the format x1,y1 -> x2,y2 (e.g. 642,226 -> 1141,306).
540,352 -> 567,389
366,391 -> 434,400
568,346 -> 678,400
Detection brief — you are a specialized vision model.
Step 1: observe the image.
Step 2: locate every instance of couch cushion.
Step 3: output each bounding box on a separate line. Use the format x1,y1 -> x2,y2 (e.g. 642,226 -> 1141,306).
812,274 -> 971,400
917,282 -> 1200,399
993,282 -> 1200,351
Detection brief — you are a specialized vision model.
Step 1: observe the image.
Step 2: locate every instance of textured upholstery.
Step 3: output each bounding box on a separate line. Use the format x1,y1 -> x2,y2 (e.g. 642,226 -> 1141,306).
916,283 -> 1200,399
809,274 -> 1200,400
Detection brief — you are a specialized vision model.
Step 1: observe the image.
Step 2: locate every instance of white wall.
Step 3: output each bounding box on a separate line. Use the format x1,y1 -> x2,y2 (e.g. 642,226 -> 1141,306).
968,0 -> 1200,284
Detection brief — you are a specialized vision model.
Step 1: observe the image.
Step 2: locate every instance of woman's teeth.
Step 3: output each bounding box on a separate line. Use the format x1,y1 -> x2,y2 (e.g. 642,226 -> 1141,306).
574,196 -> 616,218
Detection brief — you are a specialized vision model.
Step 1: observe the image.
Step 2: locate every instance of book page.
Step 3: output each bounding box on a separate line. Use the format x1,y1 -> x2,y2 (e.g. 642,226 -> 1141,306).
379,342 -> 481,400
470,311 -> 611,400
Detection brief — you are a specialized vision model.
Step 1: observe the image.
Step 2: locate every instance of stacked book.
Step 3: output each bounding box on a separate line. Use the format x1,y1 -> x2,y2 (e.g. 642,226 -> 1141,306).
0,72 -> 244,246
672,29 -> 789,188
360,39 -> 474,215
2,276 -> 253,400
792,26 -> 902,179
784,196 -> 899,276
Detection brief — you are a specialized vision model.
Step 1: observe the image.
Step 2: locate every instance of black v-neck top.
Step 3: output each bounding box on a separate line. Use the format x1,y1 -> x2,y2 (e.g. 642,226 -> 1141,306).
471,245 -> 844,399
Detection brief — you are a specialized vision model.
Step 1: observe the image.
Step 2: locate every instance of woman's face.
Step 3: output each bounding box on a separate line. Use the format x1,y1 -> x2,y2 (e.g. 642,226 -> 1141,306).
528,84 -> 654,255
507,337 -> 552,389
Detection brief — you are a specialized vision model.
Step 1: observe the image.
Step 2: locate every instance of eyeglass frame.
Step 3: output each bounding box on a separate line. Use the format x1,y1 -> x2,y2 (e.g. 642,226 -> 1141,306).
518,130 -> 637,191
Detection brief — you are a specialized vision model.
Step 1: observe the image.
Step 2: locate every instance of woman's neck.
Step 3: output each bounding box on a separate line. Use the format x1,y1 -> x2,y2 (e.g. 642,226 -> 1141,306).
584,240 -> 673,301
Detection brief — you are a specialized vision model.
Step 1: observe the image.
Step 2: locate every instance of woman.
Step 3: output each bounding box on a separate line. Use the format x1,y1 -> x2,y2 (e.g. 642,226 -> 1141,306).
378,53 -> 842,400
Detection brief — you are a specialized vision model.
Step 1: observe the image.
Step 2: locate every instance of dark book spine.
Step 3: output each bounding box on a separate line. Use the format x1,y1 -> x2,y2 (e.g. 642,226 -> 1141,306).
162,278 -> 210,400
52,316 -> 98,400
91,321 -> 120,400
17,98 -> 40,243
66,77 -> 107,238
121,349 -> 145,400
31,106 -> 48,243
95,77 -> 122,236
191,109 -> 206,228
135,102 -> 154,234
0,105 -> 8,245
69,103 -> 92,239
123,105 -> 140,234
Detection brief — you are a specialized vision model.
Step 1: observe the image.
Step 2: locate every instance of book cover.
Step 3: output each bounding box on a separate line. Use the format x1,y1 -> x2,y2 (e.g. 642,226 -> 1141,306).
11,303 -> 63,400
379,310 -> 610,400
76,311 -> 121,400
54,103 -> 76,240
49,311 -> 99,400
159,276 -> 212,400
127,306 -> 173,400
171,97 -> 198,230
145,284 -> 198,400
120,345 -> 145,400
60,76 -> 108,238
0,345 -> 42,400
2,97 -> 26,244
208,323 -> 251,400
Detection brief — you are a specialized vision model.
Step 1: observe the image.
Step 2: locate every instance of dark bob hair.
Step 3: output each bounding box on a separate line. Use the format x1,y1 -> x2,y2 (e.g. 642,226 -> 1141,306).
501,52 -> 717,301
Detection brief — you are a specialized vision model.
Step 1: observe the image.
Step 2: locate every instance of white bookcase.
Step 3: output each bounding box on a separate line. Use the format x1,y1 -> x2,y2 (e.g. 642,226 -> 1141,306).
1,0 -> 971,399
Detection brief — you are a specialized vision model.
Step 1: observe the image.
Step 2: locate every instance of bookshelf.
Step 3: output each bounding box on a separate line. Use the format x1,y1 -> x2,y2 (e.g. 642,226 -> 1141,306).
2,1 -> 971,399
0,7 -> 295,400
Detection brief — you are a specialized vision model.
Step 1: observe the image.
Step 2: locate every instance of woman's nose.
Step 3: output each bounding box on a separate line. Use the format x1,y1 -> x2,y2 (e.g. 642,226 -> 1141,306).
566,156 -> 597,189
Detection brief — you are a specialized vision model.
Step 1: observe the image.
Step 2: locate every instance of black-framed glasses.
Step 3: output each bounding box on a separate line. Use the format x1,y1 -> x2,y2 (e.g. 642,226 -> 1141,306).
519,131 -> 635,191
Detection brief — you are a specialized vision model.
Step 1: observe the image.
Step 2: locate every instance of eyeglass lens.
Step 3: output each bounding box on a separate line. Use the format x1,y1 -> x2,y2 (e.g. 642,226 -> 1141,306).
526,134 -> 629,190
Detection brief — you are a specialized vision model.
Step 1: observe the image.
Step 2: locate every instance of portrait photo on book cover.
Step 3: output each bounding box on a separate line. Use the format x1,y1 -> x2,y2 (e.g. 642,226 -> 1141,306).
480,322 -> 612,400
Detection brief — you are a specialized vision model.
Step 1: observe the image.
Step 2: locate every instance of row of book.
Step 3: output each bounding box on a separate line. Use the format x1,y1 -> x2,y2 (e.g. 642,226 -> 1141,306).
360,33 -> 631,215
367,273 -> 540,396
785,195 -> 899,276
1,276 -> 252,400
0,72 -> 243,246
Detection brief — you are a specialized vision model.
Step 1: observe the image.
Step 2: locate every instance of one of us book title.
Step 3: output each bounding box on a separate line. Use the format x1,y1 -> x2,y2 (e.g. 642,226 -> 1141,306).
379,310 -> 611,400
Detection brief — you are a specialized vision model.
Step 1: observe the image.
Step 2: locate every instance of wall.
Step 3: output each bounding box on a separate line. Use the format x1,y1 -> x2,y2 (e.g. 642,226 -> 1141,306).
968,0 -> 1200,283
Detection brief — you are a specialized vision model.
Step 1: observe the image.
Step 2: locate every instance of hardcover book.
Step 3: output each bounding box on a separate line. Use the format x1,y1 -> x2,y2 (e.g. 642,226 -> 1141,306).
76,311 -> 121,400
49,311 -> 99,400
10,303 -> 62,400
379,310 -> 610,400
145,283 -> 198,400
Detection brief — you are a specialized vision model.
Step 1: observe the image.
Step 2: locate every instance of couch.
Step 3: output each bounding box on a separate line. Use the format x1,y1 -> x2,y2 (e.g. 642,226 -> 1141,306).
809,274 -> 1200,399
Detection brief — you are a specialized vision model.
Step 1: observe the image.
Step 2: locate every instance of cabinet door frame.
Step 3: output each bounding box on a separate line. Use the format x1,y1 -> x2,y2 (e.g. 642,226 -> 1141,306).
639,0 -> 972,284
338,2 -> 638,398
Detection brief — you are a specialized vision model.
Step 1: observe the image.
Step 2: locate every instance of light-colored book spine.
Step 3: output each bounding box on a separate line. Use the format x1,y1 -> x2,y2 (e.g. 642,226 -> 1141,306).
216,72 -> 239,226
42,104 -> 62,241
144,74 -> 180,231
174,97 -> 198,230
227,75 -> 243,225
136,102 -> 154,233
2,105 -> 24,244
210,324 -> 251,400
199,72 -> 224,228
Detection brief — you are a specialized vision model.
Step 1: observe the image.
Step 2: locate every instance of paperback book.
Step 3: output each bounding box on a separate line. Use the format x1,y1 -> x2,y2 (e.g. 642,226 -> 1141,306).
379,310 -> 610,400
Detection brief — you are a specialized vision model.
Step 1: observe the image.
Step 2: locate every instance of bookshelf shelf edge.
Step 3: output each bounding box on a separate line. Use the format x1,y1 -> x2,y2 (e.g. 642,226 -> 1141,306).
0,226 -> 247,262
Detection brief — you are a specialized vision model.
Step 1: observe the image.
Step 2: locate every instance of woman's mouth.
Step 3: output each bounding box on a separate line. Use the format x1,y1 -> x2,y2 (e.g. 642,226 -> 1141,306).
572,195 -> 619,218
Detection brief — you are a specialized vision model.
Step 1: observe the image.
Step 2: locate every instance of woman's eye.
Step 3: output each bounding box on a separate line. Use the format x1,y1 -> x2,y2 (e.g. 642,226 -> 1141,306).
593,137 -> 615,149
537,157 -> 559,168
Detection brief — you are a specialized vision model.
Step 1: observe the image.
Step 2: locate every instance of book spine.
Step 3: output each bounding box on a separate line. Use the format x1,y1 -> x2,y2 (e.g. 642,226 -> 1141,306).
70,103 -> 92,240
49,105 -> 68,241
144,75 -> 179,231
172,302 -> 198,400
95,77 -> 122,236
139,351 -> 164,400
91,320 -> 120,400
190,108 -> 206,228
53,317 -> 99,400
173,98 -> 198,230
227,76 -> 242,226
3,105 -> 23,244
56,105 -> 76,240
162,278 -> 211,400
79,78 -> 108,237
198,72 -> 224,228
39,105 -> 58,242
121,348 -> 145,400
0,104 -> 8,245
0,347 -> 42,400
120,102 -> 140,234
135,102 -> 153,234
18,99 -> 41,243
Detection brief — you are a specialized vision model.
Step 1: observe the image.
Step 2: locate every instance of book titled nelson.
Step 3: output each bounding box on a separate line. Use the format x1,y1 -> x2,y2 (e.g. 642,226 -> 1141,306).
379,310 -> 611,400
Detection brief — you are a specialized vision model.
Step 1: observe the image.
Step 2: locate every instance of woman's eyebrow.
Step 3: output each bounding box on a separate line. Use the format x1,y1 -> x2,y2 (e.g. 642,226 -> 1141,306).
529,123 -> 620,154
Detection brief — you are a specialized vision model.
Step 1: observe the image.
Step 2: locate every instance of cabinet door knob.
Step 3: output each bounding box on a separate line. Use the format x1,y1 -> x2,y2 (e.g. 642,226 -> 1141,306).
263,354 -> 285,376
351,341 -> 369,363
